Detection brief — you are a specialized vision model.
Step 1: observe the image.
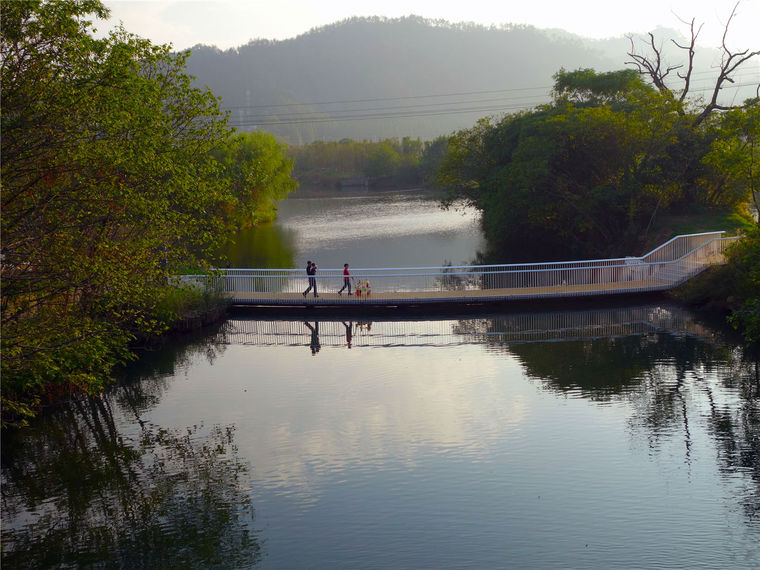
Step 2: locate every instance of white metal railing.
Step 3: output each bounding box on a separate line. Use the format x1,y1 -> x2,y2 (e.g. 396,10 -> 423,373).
177,232 -> 741,302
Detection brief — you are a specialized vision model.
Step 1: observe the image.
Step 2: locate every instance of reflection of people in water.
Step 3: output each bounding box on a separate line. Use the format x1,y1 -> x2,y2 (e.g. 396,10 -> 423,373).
303,321 -> 320,355
342,321 -> 353,348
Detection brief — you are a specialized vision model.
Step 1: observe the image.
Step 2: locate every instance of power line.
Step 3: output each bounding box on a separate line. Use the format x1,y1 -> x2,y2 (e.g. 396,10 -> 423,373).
228,85 -> 757,127
231,103 -> 541,127
222,69 -> 759,114
221,85 -> 555,112
233,94 -> 550,122
223,72 -> 759,128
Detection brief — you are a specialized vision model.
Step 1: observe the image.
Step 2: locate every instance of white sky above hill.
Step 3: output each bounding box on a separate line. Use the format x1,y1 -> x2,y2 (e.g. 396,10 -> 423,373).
98,0 -> 759,52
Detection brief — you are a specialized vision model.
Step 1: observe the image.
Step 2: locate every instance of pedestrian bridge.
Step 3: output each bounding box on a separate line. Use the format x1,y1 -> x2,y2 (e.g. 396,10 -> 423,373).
180,232 -> 740,308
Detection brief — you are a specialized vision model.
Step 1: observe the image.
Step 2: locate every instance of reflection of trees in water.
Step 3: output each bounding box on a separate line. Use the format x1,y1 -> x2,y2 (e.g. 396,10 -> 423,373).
509,333 -> 733,400
112,322 -> 229,417
477,310 -> 760,526
1,327 -> 259,569
734,358 -> 760,521
630,350 -> 760,523
221,222 -> 296,269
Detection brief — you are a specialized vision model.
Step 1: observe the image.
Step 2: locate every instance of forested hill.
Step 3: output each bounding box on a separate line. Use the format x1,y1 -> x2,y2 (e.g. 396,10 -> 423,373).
184,16 -> 630,143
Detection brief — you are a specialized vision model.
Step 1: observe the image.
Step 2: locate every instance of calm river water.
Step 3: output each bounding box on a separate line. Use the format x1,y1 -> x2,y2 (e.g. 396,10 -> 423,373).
2,191 -> 759,569
222,188 -> 484,269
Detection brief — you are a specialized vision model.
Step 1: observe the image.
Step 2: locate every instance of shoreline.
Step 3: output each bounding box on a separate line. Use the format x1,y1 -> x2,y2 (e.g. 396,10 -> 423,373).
289,184 -> 442,199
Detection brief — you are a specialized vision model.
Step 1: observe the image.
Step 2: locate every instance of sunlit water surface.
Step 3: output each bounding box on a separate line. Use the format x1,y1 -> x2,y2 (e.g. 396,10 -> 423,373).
224,190 -> 484,269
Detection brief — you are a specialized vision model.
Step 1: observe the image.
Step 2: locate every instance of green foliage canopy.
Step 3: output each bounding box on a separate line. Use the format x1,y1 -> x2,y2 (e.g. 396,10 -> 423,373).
0,0 -> 237,423
289,136 -> 444,187
726,225 -> 760,344
212,131 -> 298,227
701,99 -> 760,214
438,68 -> 757,262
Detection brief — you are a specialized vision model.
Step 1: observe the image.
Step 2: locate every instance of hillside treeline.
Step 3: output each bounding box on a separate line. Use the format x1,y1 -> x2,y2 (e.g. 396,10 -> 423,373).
288,136 -> 447,188
184,16 -> 625,143
184,16 -> 755,145
0,0 -> 296,426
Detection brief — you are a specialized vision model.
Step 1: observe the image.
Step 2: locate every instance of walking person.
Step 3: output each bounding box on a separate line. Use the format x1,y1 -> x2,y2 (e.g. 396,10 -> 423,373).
338,263 -> 352,295
303,260 -> 318,297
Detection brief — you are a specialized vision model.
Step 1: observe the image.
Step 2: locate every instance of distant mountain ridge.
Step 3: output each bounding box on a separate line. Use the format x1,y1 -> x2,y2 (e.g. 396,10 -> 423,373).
182,16 -> 739,144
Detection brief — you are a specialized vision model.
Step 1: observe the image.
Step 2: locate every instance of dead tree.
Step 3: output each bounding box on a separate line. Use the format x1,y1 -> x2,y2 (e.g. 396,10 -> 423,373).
626,1 -> 759,126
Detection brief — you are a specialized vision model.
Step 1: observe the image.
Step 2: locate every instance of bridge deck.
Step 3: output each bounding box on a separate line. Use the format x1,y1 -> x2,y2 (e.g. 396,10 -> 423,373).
228,279 -> 671,307
190,233 -> 739,310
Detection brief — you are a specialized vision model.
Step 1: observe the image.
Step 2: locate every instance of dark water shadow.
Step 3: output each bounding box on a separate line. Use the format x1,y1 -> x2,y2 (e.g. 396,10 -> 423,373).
1,327 -> 261,569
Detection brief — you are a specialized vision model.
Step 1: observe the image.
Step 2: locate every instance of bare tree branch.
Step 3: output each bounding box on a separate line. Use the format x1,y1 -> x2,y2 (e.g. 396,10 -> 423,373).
626,32 -> 682,95
671,17 -> 702,103
694,3 -> 760,126
626,1 -> 760,127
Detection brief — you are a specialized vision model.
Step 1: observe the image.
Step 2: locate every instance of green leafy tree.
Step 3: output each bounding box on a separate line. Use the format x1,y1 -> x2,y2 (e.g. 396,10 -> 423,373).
419,136 -> 450,185
1,0 -> 234,424
726,226 -> 760,345
438,61 -> 760,263
701,100 -> 760,215
213,131 -> 298,227
289,137 -> 431,187
439,69 -> 694,261
363,141 -> 400,178
552,67 -> 644,106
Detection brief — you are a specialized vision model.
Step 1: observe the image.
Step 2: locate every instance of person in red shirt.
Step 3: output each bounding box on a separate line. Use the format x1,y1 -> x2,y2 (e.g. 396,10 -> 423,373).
338,263 -> 352,295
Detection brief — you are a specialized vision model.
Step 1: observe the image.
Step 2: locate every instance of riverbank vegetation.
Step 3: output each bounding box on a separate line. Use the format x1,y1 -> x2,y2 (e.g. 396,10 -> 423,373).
437,67 -> 758,260
675,226 -> 760,345
0,0 -> 296,426
435,8 -> 759,343
288,136 -> 448,190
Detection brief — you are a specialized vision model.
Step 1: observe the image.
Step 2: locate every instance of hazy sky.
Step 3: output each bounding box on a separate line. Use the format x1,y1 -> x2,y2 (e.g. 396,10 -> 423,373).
98,0 -> 759,51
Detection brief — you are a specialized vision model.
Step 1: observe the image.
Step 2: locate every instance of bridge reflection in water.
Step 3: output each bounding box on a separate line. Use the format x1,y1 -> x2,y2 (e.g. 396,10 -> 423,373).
217,303 -> 720,349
